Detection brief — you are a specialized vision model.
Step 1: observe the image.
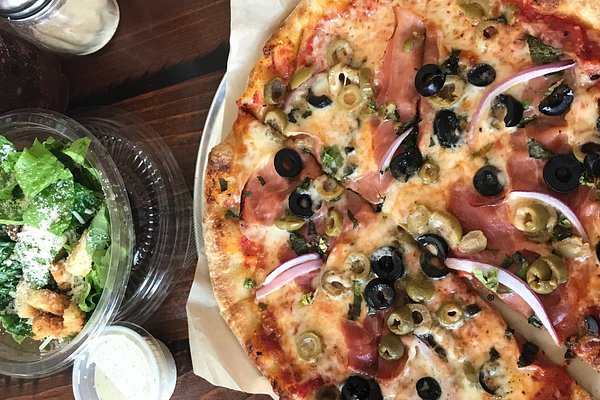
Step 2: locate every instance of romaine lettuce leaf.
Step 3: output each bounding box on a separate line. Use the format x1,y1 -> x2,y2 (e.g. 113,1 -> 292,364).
0,197 -> 27,225
62,138 -> 91,166
70,183 -> 102,229
14,139 -> 65,198
86,206 -> 110,257
0,258 -> 21,310
0,314 -> 32,344
0,136 -> 15,164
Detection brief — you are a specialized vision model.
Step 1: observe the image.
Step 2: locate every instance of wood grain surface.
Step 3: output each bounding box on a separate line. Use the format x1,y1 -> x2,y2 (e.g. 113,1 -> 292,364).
1,0 -> 272,398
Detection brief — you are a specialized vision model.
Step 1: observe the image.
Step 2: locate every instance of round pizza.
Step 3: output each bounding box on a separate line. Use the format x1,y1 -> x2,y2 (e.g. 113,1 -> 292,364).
203,0 -> 600,398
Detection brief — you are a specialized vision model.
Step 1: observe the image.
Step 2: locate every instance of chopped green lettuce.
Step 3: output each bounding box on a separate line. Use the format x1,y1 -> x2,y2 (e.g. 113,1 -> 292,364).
0,197 -> 27,225
0,136 -> 15,163
473,269 -> 499,292
14,139 -> 65,198
62,138 -> 91,166
0,314 -> 32,344
0,257 -> 20,310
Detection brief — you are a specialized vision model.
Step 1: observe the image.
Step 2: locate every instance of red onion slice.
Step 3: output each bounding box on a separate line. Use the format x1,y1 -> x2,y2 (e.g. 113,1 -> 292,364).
507,191 -> 589,242
263,253 -> 320,286
379,128 -> 414,172
256,259 -> 323,300
468,60 -> 576,146
445,257 -> 561,345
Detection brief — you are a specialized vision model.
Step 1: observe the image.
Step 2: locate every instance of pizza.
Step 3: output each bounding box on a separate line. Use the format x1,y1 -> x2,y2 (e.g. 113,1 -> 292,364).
202,0 -> 600,398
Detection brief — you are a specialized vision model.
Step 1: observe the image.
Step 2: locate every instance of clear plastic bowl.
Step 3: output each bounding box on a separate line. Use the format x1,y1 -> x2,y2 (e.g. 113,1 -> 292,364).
0,110 -> 134,378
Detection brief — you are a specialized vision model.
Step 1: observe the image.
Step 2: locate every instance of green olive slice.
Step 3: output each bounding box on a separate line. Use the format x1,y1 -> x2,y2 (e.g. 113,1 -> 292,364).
429,75 -> 466,108
316,385 -> 341,400
264,109 -> 288,133
405,277 -> 435,303
344,252 -> 371,280
408,304 -> 433,335
264,77 -> 287,105
553,237 -> 589,259
326,209 -> 343,237
379,334 -> 405,361
457,230 -> 488,254
418,161 -> 440,185
291,66 -> 314,90
321,269 -> 352,298
337,84 -> 364,111
274,216 -> 306,231
296,331 -> 323,361
387,306 -> 414,336
436,302 -> 464,328
407,205 -> 431,236
526,254 -> 568,294
328,64 -> 360,94
429,210 -> 463,248
458,0 -> 491,20
315,175 -> 345,200
511,201 -> 553,233
327,39 -> 353,67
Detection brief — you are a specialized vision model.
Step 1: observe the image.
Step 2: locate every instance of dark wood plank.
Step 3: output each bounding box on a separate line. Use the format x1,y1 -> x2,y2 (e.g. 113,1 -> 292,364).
62,0 -> 230,102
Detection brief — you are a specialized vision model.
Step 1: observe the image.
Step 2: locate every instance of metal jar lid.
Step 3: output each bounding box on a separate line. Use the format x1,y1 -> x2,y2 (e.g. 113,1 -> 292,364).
0,0 -> 51,19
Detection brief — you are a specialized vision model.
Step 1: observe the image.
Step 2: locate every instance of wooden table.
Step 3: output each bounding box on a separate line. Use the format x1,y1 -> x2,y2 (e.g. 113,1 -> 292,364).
2,1 -> 270,399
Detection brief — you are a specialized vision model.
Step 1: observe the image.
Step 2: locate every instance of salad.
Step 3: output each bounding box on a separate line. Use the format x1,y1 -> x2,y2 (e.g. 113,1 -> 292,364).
0,135 -> 110,344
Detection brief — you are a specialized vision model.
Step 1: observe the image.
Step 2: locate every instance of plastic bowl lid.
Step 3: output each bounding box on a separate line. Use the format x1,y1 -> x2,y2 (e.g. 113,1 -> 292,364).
72,322 -> 176,400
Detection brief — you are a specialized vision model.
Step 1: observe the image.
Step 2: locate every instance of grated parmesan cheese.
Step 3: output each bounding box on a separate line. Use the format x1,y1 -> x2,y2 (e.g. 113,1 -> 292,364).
15,227 -> 66,288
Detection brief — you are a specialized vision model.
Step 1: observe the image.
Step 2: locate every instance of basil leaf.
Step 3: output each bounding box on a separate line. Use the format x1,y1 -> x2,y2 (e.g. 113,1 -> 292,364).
473,268 -> 499,292
525,34 -> 563,65
347,280 -> 362,320
320,146 -> 344,175
289,232 -> 308,256
527,139 -> 554,160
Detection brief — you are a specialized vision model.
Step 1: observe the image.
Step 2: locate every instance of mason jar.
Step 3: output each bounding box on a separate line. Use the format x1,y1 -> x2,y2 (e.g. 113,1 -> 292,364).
0,0 -> 120,55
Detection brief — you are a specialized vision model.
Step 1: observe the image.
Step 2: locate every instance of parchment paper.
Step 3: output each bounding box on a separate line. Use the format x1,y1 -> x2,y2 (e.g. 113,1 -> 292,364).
185,1 -> 300,397
186,0 -> 600,398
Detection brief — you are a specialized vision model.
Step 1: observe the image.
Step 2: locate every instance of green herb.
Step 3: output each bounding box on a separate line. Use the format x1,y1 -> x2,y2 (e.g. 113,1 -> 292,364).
500,251 -> 529,280
347,210 -> 360,229
287,109 -> 298,124
544,79 -> 564,97
258,302 -> 268,311
320,146 -> 344,175
552,212 -> 573,241
441,49 -> 461,75
525,34 -> 563,65
307,220 -> 316,236
473,268 -> 499,292
219,178 -> 228,192
522,99 -> 533,110
348,280 -> 362,320
300,292 -> 315,305
579,174 -> 600,202
517,116 -> 537,129
471,142 -> 494,159
0,314 -> 32,344
528,139 -> 555,160
402,32 -> 423,53
289,232 -> 308,255
243,190 -> 253,198
301,109 -> 313,119
401,129 -> 419,150
311,235 -> 329,257
299,177 -> 311,191
243,278 -> 256,289
528,314 -> 543,329
257,176 -> 266,186
225,209 -> 240,221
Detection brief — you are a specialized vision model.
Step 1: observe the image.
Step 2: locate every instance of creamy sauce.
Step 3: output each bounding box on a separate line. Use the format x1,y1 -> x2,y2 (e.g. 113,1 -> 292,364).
92,333 -> 160,400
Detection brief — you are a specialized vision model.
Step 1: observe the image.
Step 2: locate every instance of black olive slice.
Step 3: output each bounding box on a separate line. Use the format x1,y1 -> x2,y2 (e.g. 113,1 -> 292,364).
479,367 -> 499,395
390,149 -> 423,182
473,165 -> 504,197
341,376 -> 382,400
433,109 -> 462,148
584,152 -> 600,178
539,83 -> 574,117
496,94 -> 524,128
585,315 -> 600,336
370,246 -> 404,281
364,278 -> 396,310
316,385 -> 341,400
415,64 -> 446,97
581,142 -> 600,155
307,91 -> 333,108
517,341 -> 540,368
467,63 -> 496,87
416,377 -> 442,400
420,252 -> 450,279
288,190 -> 314,218
274,148 -> 303,178
464,304 -> 481,317
416,234 -> 449,260
543,154 -> 583,193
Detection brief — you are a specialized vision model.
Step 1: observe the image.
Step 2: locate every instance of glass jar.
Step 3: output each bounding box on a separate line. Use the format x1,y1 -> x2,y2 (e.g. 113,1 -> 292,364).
0,0 -> 120,55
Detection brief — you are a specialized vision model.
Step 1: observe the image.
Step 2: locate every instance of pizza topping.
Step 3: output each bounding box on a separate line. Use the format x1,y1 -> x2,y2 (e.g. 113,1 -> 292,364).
467,63 -> 497,87
264,77 -> 287,105
321,145 -> 344,176
405,276 -> 435,303
274,148 -> 303,178
468,60 -> 576,145
364,278 -> 395,310
429,75 -> 466,108
295,330 -> 323,361
464,303 -> 482,317
506,191 -> 588,241
414,64 -> 446,98
538,83 -> 574,117
433,109 -> 462,148
378,127 -> 415,173
583,152 -> 600,178
378,334 -> 405,361
445,258 -> 561,345
407,205 -> 431,236
416,234 -> 449,260
316,385 -> 341,400
345,252 -> 371,280
415,376 -> 442,400
321,269 -> 352,299
289,190 -> 315,218
584,315 -> 599,336
255,257 -> 323,300
525,254 -> 567,294
417,160 -> 440,185
457,230 -> 488,254
337,84 -> 366,112
420,252 -> 451,279
291,67 -> 315,91
326,39 -> 353,68
517,340 -> 540,368
313,175 -> 345,201
275,215 -> 305,231
325,209 -> 343,237
473,166 -> 505,197
428,210 -> 463,248
327,64 -> 360,95
527,138 -> 554,160
341,375 -> 382,400
390,149 -> 423,182
436,301 -> 465,328
508,200 -> 556,234
524,34 -> 563,66
307,92 -> 333,109
370,246 -> 404,281
264,109 -> 288,133
494,94 -> 524,128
